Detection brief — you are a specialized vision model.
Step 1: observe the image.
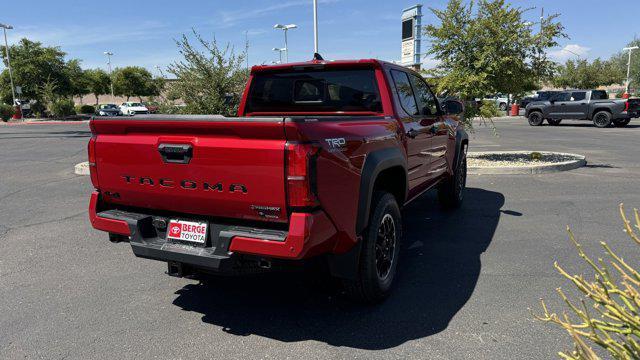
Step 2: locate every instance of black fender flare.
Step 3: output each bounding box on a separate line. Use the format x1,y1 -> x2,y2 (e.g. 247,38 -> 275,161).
355,146 -> 407,235
328,146 -> 407,280
453,128 -> 469,171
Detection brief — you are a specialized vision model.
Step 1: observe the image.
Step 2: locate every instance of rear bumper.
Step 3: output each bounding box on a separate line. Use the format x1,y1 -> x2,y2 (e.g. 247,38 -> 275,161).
88,192 -> 338,272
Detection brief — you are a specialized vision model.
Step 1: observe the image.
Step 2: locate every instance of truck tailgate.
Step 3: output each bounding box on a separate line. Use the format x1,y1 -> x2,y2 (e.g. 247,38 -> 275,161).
91,116 -> 288,223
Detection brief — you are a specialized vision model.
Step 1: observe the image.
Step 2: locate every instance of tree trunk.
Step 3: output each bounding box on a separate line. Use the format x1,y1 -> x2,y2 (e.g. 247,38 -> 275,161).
95,95 -> 99,106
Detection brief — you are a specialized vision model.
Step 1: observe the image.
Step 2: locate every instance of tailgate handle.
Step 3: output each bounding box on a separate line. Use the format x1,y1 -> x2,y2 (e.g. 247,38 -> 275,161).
158,144 -> 193,164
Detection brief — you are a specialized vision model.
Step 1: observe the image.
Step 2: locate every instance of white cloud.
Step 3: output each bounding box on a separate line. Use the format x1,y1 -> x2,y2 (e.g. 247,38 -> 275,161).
549,44 -> 591,61
6,21 -> 174,48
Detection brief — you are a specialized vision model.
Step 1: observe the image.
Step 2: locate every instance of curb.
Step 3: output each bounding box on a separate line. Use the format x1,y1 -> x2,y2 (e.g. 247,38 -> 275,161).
75,162 -> 89,176
468,151 -> 587,175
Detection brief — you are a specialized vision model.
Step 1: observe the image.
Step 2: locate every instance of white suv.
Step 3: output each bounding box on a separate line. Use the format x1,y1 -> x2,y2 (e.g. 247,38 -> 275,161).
119,102 -> 149,116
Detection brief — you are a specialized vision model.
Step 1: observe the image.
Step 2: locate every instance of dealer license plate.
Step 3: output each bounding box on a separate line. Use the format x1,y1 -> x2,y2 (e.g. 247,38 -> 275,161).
166,220 -> 208,244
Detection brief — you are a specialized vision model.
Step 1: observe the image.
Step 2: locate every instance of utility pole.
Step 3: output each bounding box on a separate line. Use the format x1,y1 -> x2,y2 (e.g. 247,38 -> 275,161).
1,23 -> 16,106
313,0 -> 319,54
624,46 -> 639,95
104,51 -> 114,98
245,30 -> 249,70
274,24 -> 297,63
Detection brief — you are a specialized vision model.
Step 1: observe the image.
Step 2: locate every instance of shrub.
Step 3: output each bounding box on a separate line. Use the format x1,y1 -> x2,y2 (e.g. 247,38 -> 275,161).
0,103 -> 14,121
50,99 -> 76,118
535,204 -> 640,359
75,104 -> 95,114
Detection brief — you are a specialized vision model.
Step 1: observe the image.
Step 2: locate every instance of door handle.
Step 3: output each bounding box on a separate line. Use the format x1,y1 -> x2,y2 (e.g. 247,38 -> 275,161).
406,129 -> 419,139
158,144 -> 193,164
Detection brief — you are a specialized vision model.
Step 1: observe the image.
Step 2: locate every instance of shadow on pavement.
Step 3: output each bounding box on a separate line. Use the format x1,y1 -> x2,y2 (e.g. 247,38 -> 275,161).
172,187 -> 506,350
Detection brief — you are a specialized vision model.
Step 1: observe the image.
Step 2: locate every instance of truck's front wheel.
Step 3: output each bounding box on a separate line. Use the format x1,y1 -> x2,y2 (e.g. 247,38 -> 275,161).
343,191 -> 402,303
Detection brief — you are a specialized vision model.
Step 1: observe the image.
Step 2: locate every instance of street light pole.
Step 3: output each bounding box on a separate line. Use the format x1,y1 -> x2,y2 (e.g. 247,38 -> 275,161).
313,0 -> 318,53
1,23 -> 16,106
623,46 -> 639,95
272,48 -> 286,63
104,51 -> 114,98
273,24 -> 297,63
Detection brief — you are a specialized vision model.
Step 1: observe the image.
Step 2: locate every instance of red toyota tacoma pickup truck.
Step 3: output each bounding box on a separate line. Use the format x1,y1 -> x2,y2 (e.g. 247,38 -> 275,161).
88,58 -> 468,303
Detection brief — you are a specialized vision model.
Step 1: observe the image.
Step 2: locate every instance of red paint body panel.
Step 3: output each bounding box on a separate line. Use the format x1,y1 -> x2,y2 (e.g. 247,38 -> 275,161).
229,211 -> 337,259
88,191 -> 130,236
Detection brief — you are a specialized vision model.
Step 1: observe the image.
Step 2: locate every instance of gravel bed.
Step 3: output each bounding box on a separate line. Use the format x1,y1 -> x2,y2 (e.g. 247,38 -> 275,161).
468,152 -> 582,168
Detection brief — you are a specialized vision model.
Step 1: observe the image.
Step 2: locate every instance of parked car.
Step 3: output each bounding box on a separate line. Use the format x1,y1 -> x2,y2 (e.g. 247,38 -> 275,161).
119,102 -> 149,116
87,58 -> 468,303
482,94 -> 509,111
96,104 -> 123,117
519,91 -> 562,109
525,90 -> 640,128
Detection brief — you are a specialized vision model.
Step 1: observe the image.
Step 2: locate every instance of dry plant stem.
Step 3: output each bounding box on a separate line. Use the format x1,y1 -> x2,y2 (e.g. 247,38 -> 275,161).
534,204 -> 640,359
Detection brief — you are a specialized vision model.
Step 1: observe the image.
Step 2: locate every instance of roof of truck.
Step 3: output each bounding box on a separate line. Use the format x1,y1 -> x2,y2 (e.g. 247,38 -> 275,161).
251,58 -> 396,73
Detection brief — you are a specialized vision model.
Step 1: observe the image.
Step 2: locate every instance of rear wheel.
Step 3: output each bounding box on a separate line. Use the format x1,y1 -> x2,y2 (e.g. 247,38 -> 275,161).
613,118 -> 631,127
547,119 -> 562,126
499,102 -> 508,111
438,145 -> 467,210
528,111 -> 544,126
343,191 -> 402,304
593,111 -> 612,128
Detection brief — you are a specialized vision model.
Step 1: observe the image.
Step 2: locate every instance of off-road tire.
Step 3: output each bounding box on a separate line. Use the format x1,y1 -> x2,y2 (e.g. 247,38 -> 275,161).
613,118 -> 631,127
547,119 -> 562,126
438,145 -> 467,210
528,111 -> 544,126
593,111 -> 612,128
343,191 -> 402,304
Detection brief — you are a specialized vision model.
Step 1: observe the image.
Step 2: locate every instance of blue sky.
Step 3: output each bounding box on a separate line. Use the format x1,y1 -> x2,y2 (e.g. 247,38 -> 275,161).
1,0 -> 638,75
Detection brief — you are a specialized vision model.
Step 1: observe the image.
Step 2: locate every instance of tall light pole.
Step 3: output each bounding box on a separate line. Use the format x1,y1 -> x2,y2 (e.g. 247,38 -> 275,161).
1,23 -> 16,106
623,46 -> 639,95
273,24 -> 297,63
313,0 -> 319,54
272,48 -> 286,64
103,51 -> 114,98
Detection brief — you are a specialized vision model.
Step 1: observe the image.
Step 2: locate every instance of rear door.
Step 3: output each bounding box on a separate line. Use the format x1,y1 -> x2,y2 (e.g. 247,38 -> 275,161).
408,73 -> 448,182
567,91 -> 589,119
389,69 -> 430,191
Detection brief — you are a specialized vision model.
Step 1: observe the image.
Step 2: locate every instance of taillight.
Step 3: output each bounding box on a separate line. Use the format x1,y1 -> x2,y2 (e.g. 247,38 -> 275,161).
286,143 -> 320,209
88,135 -> 99,188
625,101 -> 630,112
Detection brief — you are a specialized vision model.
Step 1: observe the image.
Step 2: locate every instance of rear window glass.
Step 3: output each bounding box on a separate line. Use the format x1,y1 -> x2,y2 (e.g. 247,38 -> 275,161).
571,92 -> 586,101
247,69 -> 382,113
591,90 -> 608,100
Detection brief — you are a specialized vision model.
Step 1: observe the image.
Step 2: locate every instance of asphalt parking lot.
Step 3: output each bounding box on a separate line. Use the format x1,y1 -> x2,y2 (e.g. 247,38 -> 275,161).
1,117 -> 639,359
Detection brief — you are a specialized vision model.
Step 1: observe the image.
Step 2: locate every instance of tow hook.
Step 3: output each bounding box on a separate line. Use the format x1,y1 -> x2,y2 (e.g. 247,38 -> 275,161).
258,259 -> 272,269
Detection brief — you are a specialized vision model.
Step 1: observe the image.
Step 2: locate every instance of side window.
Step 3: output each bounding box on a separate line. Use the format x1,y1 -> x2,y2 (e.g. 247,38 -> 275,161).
409,74 -> 438,116
553,93 -> 570,102
390,69 -> 418,116
591,91 -> 608,100
571,92 -> 586,101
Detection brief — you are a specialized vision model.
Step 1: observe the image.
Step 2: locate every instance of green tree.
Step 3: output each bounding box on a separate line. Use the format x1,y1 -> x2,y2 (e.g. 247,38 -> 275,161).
553,58 -> 624,89
112,66 -> 157,101
609,38 -> 640,92
424,0 -> 566,101
85,69 -> 112,105
167,30 -> 248,116
0,39 -> 70,104
64,59 -> 90,102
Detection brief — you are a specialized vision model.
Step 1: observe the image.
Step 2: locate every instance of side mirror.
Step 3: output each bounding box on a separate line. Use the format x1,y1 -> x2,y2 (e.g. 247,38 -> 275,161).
443,100 -> 464,115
